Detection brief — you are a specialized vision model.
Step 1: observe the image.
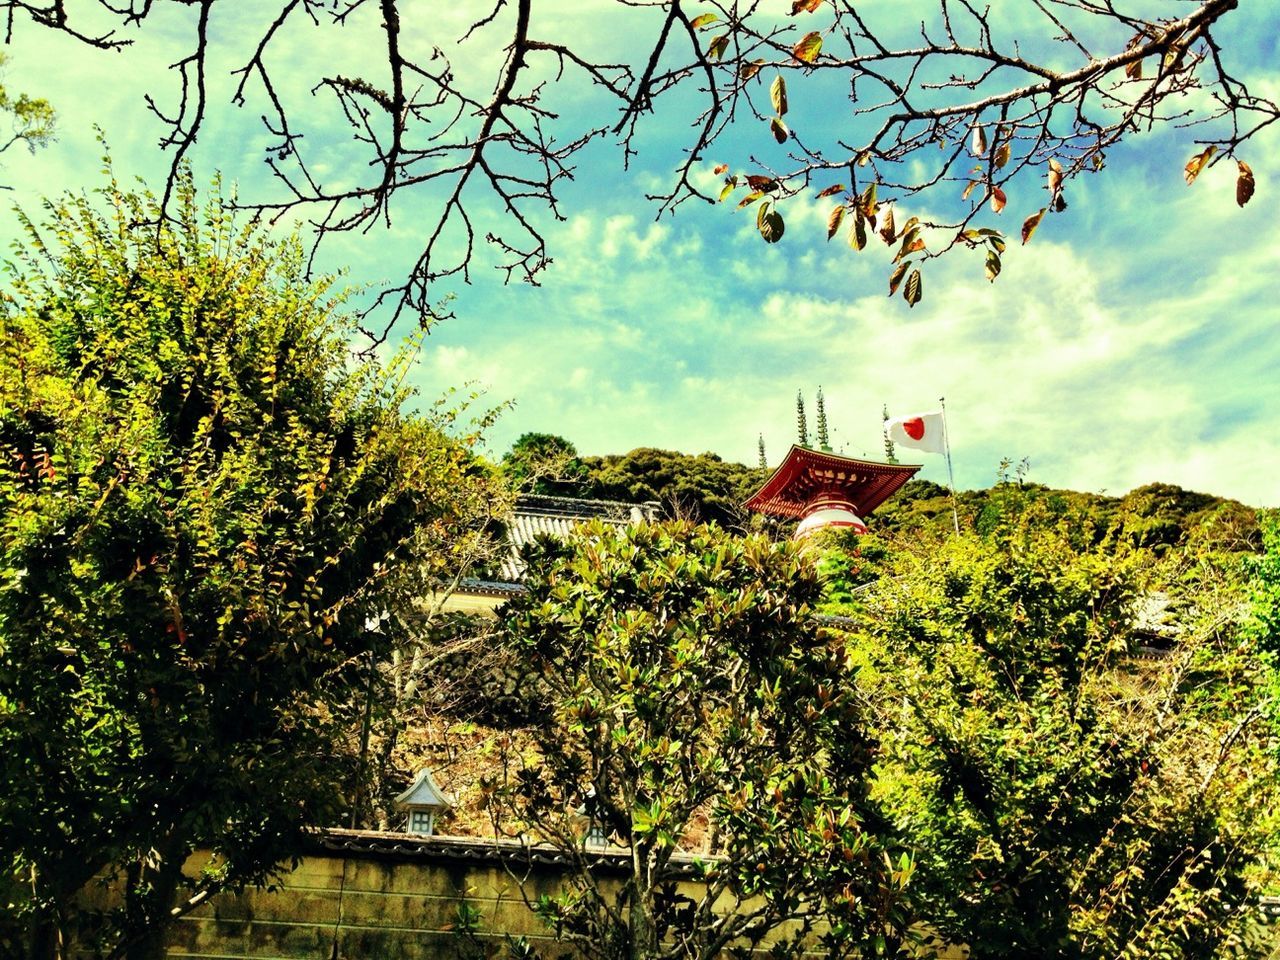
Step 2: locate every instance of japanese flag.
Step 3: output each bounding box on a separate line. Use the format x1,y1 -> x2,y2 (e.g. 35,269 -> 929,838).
885,411 -> 946,454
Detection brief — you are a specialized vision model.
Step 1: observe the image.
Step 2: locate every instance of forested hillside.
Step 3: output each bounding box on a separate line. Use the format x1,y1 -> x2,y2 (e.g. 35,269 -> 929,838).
501,433 -> 1262,552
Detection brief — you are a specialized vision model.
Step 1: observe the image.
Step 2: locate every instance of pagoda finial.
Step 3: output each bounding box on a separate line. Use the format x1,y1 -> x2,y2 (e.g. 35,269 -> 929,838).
816,386 -> 832,452
882,404 -> 898,464
757,433 -> 767,469
796,391 -> 809,447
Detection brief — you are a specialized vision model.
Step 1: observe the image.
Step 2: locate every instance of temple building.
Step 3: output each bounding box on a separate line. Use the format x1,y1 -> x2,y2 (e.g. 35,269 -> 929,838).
743,388 -> 920,537
441,391 -> 914,614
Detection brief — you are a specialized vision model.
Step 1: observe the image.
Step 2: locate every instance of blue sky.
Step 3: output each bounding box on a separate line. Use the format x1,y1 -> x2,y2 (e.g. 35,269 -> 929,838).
2,2 -> 1278,505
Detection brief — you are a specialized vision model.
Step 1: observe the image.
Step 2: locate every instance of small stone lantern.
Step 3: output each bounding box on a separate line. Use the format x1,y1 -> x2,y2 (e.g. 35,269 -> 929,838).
396,768 -> 452,837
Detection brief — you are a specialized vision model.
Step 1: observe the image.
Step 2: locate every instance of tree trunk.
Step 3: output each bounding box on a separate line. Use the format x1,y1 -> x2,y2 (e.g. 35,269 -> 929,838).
118,833 -> 188,960
27,904 -> 67,960
629,844 -> 658,960
25,858 -> 101,960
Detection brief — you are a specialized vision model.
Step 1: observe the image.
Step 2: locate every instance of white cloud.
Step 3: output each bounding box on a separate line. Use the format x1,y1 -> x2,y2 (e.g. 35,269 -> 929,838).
3,2 -> 1277,510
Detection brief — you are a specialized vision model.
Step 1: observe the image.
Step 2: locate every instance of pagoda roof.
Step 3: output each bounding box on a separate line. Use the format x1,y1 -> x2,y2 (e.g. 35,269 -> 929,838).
744,445 -> 921,520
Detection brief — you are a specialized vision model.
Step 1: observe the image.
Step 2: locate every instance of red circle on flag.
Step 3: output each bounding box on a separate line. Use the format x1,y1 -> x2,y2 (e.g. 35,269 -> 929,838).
903,417 -> 925,440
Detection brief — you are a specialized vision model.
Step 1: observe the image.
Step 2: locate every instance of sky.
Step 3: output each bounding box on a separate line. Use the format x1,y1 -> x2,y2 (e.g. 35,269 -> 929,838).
2,2 -> 1278,505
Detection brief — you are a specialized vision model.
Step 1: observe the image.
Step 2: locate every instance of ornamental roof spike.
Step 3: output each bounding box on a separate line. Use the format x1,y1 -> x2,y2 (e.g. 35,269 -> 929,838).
882,404 -> 898,464
816,386 -> 831,452
795,390 -> 809,448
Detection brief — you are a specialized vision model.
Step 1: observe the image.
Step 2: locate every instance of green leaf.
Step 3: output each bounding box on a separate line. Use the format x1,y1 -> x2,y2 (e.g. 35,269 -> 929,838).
759,204 -> 785,243
708,34 -> 730,61
985,249 -> 1001,283
771,75 -> 788,116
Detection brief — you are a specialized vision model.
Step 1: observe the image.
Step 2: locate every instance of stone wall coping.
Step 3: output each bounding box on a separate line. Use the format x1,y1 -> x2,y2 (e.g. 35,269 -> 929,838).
308,828 -> 712,878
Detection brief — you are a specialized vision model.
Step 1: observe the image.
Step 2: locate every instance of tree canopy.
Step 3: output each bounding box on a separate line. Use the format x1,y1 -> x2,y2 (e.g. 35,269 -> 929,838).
504,433 -> 1260,549
818,489 -> 1278,957
500,431 -> 590,497
494,520 -> 910,958
0,168 -> 495,959
0,51 -> 53,164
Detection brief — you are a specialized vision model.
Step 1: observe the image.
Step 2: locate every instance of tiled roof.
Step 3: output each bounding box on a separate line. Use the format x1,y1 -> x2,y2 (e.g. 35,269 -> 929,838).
487,495 -> 660,585
308,827 -> 706,877
745,445 -> 920,520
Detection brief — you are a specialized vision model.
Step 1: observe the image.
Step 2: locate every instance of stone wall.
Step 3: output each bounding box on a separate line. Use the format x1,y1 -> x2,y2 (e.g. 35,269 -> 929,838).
168,833 -> 566,960
159,830 -> 967,960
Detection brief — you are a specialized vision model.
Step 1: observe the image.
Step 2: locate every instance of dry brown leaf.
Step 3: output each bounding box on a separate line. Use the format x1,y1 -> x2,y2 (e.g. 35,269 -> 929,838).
1021,208 -> 1046,245
888,261 -> 909,296
826,204 -> 845,240
904,269 -> 923,307
971,124 -> 988,158
793,32 -> 822,63
1236,160 -> 1255,207
879,205 -> 896,245
1184,145 -> 1216,185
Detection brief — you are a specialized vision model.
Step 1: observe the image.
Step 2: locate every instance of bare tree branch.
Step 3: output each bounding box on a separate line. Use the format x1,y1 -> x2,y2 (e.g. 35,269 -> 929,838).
4,0 -> 1271,332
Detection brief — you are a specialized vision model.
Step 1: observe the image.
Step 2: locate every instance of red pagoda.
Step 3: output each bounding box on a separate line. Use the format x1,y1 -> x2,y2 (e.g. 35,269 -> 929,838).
745,390 -> 920,537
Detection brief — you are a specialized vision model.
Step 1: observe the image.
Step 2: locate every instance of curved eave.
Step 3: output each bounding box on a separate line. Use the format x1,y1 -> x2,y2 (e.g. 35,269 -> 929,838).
744,445 -> 921,520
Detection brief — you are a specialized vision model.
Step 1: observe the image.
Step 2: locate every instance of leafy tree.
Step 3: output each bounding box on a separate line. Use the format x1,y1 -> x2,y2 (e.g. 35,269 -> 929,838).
500,431 -> 588,497
492,521 -> 911,959
1244,509 -> 1280,764
0,169 -> 493,959
5,1 -> 1271,330
0,52 -> 53,167
822,494 -> 1278,957
578,448 -> 767,529
873,473 -> 1258,557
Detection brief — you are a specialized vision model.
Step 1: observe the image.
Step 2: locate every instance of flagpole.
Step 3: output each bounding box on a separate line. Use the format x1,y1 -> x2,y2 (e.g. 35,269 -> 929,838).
940,396 -> 960,536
